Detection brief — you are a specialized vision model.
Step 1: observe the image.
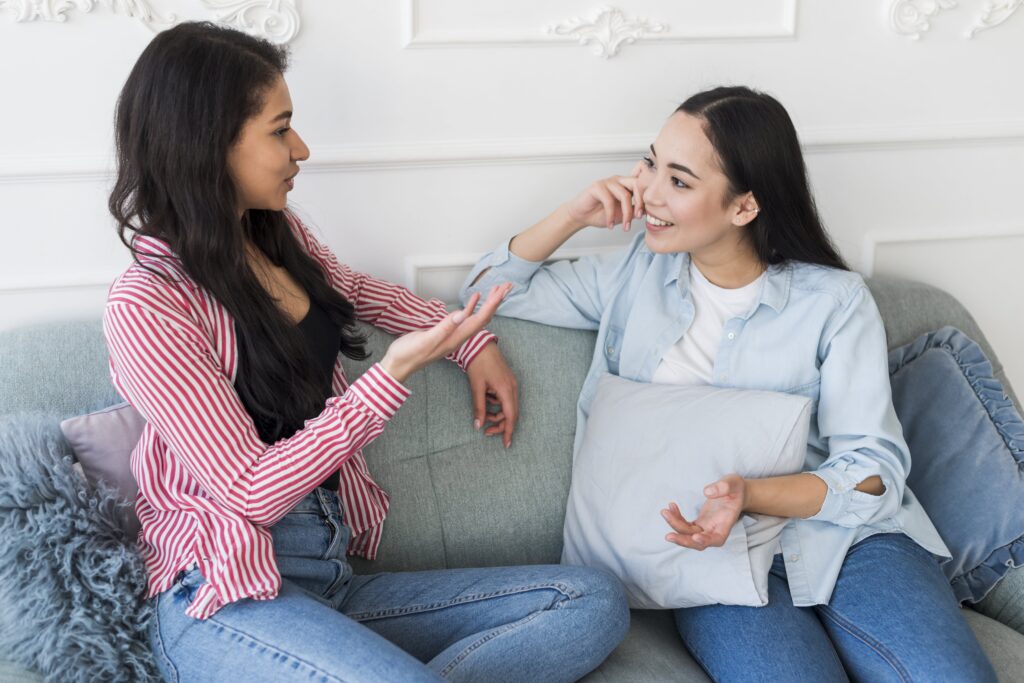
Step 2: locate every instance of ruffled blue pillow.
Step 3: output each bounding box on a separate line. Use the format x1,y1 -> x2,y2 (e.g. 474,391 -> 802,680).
889,327 -> 1024,604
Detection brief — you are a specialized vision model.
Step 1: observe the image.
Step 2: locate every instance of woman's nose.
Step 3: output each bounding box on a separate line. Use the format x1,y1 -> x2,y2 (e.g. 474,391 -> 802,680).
292,130 -> 310,162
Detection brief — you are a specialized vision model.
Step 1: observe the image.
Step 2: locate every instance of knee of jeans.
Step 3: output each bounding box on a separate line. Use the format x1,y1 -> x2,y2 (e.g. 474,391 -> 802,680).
565,566 -> 631,639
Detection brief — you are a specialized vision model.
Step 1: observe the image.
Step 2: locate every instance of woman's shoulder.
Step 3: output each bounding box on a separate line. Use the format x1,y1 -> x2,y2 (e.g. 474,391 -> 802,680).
785,261 -> 868,307
106,237 -> 206,329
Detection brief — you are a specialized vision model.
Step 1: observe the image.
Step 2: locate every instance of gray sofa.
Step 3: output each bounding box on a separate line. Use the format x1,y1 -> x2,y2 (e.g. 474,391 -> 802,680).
1,276 -> 1023,682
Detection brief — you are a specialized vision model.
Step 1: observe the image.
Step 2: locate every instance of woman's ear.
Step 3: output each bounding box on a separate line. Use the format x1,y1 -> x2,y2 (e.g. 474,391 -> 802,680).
732,192 -> 760,227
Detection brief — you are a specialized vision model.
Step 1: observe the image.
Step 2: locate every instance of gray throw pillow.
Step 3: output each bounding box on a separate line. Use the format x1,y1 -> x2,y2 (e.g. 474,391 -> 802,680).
562,373 -> 812,609
60,402 -> 145,538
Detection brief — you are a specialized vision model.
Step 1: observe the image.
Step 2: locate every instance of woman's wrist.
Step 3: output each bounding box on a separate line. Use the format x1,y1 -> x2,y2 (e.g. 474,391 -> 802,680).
509,205 -> 587,262
379,356 -> 413,385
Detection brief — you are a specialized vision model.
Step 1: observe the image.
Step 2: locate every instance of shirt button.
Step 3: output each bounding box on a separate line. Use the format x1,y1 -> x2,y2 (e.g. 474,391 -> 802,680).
727,332 -> 735,340
606,346 -> 615,355
789,554 -> 800,563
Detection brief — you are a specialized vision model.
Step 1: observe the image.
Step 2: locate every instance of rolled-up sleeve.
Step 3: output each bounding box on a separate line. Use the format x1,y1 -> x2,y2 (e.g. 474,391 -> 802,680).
460,234 -> 639,330
807,284 -> 909,528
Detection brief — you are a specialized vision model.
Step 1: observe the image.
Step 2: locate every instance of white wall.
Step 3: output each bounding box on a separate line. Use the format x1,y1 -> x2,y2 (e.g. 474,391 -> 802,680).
2,0 -> 1022,390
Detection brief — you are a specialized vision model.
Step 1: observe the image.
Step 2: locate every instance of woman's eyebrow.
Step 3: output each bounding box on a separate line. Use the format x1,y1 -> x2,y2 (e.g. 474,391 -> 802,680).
650,144 -> 701,180
270,110 -> 292,123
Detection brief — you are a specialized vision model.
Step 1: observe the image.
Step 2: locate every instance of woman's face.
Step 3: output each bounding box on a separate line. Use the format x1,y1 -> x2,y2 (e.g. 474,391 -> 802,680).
638,112 -> 758,261
227,75 -> 310,215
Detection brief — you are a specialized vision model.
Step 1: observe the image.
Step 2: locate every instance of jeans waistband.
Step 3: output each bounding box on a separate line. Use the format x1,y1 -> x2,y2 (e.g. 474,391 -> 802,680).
288,486 -> 344,520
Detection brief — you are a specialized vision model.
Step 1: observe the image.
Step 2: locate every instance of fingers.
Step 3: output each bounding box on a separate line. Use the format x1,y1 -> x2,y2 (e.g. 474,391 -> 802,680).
471,379 -> 487,431
618,175 -> 645,220
590,185 -> 618,230
665,532 -> 709,551
606,181 -> 633,232
660,502 -> 702,535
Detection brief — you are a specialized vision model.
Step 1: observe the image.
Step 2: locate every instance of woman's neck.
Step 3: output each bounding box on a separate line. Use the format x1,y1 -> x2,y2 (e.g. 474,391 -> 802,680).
691,246 -> 765,290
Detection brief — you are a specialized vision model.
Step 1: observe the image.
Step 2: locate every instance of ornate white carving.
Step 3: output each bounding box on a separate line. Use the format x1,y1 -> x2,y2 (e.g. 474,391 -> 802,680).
0,0 -> 300,43
546,6 -> 668,58
967,0 -> 1023,36
0,0 -> 174,26
889,0 -> 958,39
201,0 -> 300,44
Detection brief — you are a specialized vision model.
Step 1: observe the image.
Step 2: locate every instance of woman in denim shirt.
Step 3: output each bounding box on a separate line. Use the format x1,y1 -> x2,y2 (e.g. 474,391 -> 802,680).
461,87 -> 996,681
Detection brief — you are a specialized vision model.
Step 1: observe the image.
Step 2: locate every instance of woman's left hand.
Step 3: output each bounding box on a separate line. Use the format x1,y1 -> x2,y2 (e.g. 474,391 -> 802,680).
465,342 -> 519,448
662,474 -> 747,550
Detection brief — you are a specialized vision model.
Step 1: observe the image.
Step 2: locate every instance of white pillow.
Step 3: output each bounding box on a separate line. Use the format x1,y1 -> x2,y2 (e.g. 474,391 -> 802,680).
562,373 -> 812,609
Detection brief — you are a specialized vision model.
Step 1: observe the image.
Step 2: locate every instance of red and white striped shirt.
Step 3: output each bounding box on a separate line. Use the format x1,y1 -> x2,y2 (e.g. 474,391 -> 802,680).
103,214 -> 495,619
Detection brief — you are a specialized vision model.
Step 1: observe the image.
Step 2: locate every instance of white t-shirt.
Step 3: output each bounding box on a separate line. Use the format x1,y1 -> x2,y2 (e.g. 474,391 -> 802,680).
652,264 -> 765,386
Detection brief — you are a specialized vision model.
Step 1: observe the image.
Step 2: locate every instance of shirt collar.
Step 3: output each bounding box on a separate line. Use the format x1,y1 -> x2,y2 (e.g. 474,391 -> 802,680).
663,252 -> 792,313
132,234 -> 176,261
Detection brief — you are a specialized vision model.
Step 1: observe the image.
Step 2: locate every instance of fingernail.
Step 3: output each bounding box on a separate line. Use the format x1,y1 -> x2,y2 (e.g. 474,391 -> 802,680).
474,419 -> 481,429
453,312 -> 466,323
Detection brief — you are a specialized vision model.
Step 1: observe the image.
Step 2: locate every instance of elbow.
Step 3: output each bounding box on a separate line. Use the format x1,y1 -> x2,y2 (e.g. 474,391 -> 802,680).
855,475 -> 886,496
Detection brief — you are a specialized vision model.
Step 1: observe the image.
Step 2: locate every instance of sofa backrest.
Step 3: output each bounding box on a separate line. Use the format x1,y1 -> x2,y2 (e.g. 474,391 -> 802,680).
0,278 -> 1018,573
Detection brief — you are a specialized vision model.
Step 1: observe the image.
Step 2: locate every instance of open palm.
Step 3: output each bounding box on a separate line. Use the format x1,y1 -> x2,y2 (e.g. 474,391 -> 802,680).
662,474 -> 746,551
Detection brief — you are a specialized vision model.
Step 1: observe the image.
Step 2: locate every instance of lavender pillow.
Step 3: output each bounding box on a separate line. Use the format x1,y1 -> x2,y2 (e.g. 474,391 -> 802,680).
60,402 -> 145,537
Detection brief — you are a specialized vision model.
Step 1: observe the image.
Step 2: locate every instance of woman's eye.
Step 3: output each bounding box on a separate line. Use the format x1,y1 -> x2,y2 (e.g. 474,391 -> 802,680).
671,177 -> 689,189
642,155 -> 654,169
274,127 -> 290,137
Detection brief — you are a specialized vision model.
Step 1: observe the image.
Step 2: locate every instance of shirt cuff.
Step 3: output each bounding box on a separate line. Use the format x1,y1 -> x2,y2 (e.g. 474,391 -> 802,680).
806,467 -> 858,523
345,363 -> 411,421
462,239 -> 545,295
448,331 -> 498,371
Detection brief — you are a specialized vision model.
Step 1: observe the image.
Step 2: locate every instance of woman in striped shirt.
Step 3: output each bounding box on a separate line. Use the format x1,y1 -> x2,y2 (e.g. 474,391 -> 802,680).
104,22 -> 628,683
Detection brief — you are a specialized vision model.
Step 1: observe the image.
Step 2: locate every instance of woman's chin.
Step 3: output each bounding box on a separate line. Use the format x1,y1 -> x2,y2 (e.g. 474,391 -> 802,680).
643,228 -> 686,254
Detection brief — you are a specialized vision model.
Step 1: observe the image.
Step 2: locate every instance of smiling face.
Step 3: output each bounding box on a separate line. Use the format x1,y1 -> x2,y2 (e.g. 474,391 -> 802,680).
226,75 -> 310,216
638,112 -> 760,267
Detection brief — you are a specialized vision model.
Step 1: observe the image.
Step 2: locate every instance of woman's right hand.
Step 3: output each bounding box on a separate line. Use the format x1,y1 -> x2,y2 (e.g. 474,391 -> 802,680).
380,283 -> 513,384
564,161 -> 647,232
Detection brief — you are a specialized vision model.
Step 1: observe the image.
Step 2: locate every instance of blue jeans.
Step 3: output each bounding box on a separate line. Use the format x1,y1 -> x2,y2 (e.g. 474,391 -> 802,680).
674,533 -> 996,682
148,488 -> 629,682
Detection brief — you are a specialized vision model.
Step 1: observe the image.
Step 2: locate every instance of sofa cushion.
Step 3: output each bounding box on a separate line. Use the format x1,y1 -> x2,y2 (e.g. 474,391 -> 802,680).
889,327 -> 1024,604
60,402 -> 145,538
563,374 -> 811,609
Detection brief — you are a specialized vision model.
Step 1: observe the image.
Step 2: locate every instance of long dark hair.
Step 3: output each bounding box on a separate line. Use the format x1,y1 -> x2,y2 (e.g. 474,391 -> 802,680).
109,22 -> 367,443
678,86 -> 848,270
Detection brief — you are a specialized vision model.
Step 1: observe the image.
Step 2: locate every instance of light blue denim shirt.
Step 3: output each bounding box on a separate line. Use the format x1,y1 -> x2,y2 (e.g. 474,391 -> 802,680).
460,231 -> 950,607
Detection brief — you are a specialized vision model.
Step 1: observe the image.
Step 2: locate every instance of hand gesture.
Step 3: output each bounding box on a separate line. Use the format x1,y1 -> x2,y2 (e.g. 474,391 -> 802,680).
381,284 -> 512,384
564,161 -> 647,231
661,474 -> 747,551
465,342 -> 519,448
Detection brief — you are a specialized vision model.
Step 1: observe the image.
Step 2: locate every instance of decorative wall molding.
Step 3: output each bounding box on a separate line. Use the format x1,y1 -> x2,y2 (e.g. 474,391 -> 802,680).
889,0 -> 1023,38
403,1 -> 798,51
0,0 -> 300,42
0,0 -> 174,27
889,0 -> 958,39
202,0 -> 300,44
967,0 -> 1023,36
4,119 -> 1023,184
860,225 -> 1024,275
545,7 -> 668,59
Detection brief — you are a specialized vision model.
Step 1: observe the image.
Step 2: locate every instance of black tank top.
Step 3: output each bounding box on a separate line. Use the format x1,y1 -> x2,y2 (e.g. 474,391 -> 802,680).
235,298 -> 342,490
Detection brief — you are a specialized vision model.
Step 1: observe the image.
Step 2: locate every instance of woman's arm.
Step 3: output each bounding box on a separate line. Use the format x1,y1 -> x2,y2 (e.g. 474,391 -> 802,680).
104,286 -> 505,528
289,214 -> 495,370
662,284 -> 903,549
460,172 -> 645,330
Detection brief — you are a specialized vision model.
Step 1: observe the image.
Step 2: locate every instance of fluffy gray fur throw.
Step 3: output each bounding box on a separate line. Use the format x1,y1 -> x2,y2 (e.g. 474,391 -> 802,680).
0,414 -> 159,683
